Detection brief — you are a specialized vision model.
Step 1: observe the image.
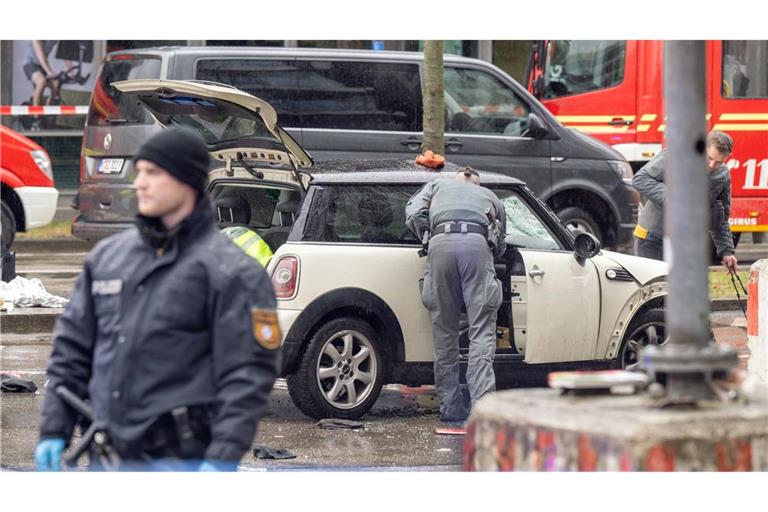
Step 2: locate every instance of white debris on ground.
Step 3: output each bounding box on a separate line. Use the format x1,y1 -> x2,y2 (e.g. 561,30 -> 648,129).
0,276 -> 69,309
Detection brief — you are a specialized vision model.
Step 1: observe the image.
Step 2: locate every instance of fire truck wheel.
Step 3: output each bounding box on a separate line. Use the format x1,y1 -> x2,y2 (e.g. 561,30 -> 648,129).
556,206 -> 603,243
1,202 -> 16,251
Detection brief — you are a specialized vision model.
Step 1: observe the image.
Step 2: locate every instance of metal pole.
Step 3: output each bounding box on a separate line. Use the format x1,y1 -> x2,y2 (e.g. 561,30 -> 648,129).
666,41 -> 710,350
644,40 -> 737,403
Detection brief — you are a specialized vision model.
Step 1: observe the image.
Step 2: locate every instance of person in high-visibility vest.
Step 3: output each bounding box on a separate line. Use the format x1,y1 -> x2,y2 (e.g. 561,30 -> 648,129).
215,196 -> 273,267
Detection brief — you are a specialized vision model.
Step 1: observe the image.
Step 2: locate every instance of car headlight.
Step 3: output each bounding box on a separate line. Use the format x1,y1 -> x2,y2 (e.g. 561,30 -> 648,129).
608,160 -> 633,185
30,150 -> 54,182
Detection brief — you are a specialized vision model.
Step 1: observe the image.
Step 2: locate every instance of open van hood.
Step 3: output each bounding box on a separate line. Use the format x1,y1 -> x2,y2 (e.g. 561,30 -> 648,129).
112,79 -> 313,169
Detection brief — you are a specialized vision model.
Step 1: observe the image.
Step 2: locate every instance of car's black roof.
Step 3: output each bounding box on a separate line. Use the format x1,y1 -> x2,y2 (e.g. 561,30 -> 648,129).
308,159 -> 525,186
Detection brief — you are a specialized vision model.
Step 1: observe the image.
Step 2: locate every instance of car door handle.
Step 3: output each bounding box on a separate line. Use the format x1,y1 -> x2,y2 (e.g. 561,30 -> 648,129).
446,138 -> 463,149
528,268 -> 546,278
608,118 -> 634,126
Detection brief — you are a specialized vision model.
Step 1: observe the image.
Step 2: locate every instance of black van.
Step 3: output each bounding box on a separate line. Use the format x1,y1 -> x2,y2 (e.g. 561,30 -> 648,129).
74,47 -> 638,248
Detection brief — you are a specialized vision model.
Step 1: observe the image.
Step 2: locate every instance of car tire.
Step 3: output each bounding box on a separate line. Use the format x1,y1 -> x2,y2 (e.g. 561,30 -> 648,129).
287,317 -> 385,419
619,308 -> 667,371
556,206 -> 603,243
1,202 -> 17,251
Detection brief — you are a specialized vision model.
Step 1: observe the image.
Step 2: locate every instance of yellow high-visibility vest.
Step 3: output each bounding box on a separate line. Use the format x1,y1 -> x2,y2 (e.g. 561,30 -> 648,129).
221,226 -> 273,267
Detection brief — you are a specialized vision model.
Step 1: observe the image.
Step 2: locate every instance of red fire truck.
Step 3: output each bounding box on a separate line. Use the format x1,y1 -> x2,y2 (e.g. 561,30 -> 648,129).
526,40 -> 768,240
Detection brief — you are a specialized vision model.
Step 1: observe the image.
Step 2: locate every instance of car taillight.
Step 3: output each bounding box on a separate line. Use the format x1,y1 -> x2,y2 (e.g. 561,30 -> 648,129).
271,256 -> 299,300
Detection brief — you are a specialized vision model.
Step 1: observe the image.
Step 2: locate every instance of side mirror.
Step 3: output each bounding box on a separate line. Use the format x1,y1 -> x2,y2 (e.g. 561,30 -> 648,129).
573,232 -> 601,265
525,112 -> 549,140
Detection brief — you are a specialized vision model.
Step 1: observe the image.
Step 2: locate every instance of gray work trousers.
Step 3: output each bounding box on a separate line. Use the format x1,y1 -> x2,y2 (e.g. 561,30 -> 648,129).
419,232 -> 502,420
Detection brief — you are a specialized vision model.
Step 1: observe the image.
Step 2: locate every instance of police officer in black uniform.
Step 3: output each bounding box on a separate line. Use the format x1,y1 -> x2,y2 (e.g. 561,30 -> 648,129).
35,128 -> 280,471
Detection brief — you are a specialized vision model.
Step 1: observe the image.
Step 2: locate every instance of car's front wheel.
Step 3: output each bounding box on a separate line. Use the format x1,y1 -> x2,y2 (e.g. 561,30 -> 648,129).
619,308 -> 667,371
287,317 -> 384,419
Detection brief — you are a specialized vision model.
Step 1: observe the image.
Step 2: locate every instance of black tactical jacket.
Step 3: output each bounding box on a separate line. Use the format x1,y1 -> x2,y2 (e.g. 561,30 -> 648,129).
632,151 -> 735,257
39,197 -> 279,461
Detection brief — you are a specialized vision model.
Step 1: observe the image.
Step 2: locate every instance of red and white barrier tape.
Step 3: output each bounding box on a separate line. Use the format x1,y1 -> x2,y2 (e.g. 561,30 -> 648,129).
0,105 -> 89,116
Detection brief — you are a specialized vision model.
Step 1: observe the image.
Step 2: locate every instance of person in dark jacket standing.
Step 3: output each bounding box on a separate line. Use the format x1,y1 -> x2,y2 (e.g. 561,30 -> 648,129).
632,130 -> 738,271
34,128 -> 280,471
405,167 -> 506,423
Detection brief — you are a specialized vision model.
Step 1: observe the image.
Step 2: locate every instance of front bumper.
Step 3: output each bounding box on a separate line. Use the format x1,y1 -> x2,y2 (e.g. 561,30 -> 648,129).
614,183 -> 640,247
14,186 -> 58,230
729,198 -> 768,232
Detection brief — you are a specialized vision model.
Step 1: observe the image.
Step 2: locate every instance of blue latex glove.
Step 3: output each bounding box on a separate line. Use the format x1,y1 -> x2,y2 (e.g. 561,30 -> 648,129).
35,438 -> 66,471
198,460 -> 238,472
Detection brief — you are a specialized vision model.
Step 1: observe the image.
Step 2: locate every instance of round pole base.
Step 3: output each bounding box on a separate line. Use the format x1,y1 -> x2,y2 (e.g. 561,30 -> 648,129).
643,344 -> 739,403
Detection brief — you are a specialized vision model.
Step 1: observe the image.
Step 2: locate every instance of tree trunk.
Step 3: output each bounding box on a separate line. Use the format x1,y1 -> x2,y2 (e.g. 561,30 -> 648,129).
422,40 -> 445,155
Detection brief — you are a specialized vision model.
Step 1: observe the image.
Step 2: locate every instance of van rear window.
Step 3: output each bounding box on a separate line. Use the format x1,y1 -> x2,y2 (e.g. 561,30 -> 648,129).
87,56 -> 162,126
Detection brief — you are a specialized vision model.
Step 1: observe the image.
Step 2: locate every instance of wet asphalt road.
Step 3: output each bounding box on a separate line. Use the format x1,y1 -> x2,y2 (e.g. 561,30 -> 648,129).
0,343 -> 461,472
3,240 -> 758,472
3,248 -> 465,472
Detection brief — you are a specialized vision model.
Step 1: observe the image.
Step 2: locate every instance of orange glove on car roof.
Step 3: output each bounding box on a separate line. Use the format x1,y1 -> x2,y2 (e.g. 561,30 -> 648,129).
416,150 -> 445,170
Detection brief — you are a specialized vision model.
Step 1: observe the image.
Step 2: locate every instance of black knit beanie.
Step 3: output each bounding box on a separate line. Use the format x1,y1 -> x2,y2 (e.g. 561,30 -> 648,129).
133,127 -> 211,194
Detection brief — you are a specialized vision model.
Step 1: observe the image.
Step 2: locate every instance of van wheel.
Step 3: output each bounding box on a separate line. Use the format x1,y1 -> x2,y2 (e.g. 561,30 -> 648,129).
287,317 -> 384,419
619,308 -> 667,371
556,206 -> 603,242
1,202 -> 16,250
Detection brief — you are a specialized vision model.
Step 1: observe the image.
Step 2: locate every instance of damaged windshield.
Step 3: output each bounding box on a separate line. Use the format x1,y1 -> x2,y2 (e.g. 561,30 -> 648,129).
492,188 -> 560,250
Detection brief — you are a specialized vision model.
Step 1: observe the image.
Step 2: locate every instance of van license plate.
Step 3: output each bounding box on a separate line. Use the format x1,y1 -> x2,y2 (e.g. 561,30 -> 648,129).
97,159 -> 124,174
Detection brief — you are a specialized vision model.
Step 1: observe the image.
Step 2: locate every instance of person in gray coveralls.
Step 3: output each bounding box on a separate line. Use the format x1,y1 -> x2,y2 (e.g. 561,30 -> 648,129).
406,167 -> 507,423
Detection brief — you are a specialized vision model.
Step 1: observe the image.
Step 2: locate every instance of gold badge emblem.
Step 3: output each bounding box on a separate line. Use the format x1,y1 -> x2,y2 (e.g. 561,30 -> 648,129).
251,308 -> 282,350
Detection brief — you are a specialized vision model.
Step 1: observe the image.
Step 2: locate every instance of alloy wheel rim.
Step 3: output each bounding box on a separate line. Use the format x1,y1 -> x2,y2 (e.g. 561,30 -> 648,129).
623,322 -> 668,371
316,329 -> 377,410
566,219 -> 593,235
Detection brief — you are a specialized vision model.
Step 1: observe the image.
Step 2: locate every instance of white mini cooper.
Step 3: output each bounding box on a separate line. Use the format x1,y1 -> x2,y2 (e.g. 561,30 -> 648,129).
116,80 -> 669,419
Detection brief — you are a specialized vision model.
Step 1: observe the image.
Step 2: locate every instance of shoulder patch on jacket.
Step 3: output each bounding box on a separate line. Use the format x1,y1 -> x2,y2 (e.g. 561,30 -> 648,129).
251,308 -> 281,350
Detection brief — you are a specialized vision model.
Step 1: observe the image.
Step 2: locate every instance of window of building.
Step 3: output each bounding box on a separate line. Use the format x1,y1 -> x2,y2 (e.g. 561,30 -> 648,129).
722,40 -> 768,99
542,40 -> 626,98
